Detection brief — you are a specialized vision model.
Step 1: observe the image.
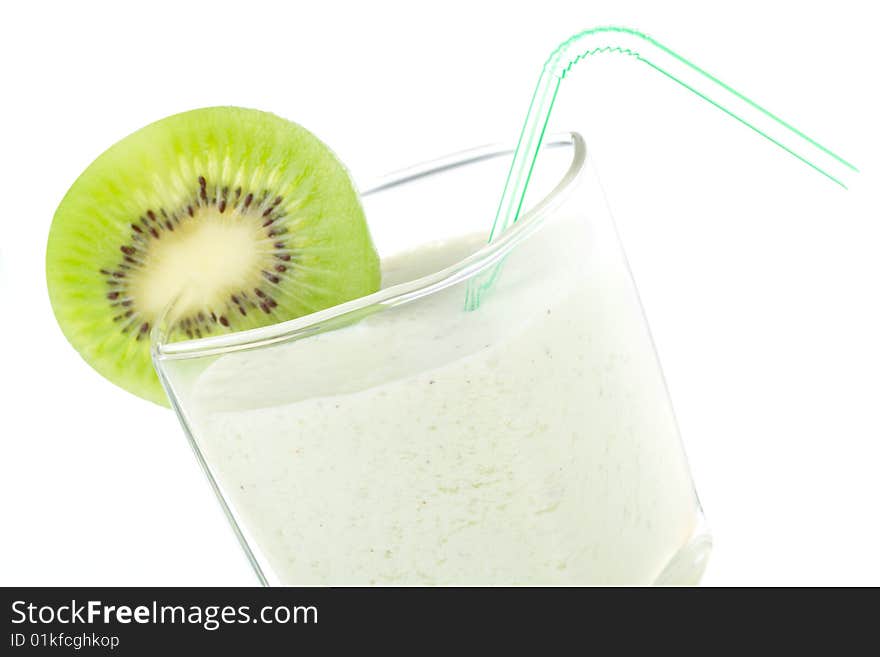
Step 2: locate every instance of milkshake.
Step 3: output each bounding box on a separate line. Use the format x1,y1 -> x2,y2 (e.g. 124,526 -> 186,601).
157,136 -> 708,585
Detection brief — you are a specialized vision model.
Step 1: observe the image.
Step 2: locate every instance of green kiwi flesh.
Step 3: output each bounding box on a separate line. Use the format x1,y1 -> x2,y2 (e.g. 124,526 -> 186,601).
46,107 -> 380,405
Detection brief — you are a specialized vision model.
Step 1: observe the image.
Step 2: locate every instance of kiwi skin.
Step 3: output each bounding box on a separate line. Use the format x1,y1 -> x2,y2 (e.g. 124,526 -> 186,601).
47,107 -> 380,406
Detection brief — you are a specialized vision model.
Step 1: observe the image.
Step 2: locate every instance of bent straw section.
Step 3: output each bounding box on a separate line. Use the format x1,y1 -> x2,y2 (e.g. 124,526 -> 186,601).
466,26 -> 856,310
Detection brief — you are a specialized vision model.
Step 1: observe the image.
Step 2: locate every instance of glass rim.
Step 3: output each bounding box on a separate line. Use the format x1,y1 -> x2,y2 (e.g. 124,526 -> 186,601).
153,131 -> 587,360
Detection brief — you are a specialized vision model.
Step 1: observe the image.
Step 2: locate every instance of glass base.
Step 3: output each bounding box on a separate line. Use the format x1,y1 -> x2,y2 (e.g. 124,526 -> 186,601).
654,521 -> 712,586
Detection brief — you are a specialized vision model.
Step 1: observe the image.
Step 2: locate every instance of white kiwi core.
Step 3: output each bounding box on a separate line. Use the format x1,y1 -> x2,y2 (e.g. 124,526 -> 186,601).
128,209 -> 269,321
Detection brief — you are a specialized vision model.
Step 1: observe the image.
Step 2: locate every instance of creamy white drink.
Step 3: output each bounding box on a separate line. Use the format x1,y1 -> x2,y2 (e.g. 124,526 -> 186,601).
179,211 -> 702,585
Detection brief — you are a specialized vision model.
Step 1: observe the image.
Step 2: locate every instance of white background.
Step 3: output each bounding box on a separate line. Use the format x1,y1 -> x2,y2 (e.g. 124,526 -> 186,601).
1,1 -> 877,586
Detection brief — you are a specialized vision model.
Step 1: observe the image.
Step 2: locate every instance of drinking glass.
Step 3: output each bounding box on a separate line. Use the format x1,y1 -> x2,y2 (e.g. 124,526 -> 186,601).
153,133 -> 711,585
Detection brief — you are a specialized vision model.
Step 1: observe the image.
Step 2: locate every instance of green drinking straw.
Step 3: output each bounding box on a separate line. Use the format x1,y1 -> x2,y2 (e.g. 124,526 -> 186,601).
465,26 -> 857,310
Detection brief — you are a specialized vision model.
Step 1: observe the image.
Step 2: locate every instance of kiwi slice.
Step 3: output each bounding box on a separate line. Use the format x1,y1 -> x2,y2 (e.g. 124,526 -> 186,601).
47,107 -> 380,406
